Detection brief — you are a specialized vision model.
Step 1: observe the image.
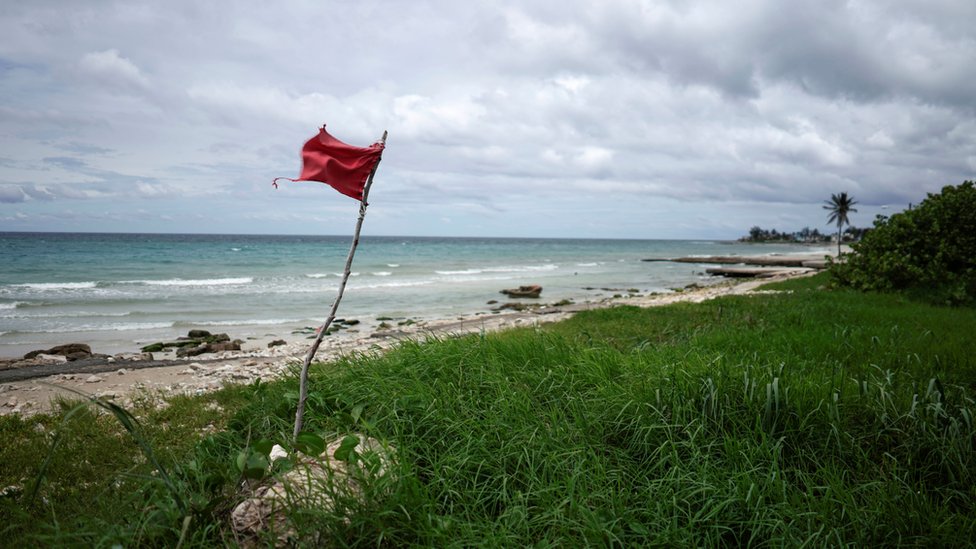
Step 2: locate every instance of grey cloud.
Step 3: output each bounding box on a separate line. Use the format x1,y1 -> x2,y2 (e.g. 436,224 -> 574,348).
43,156 -> 88,170
55,141 -> 115,155
0,0 -> 974,237
0,185 -> 28,203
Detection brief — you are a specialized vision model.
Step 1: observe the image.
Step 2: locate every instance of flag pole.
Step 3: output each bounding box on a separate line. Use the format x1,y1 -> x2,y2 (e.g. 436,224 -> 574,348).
293,129 -> 388,441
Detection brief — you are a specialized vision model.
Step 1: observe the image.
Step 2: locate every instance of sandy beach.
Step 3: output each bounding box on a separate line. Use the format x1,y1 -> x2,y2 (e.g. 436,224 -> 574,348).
0,274 -> 796,418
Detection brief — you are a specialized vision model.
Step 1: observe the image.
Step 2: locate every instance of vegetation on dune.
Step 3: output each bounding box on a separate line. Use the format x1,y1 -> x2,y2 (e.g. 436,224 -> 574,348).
832,181 -> 976,306
2,271 -> 975,546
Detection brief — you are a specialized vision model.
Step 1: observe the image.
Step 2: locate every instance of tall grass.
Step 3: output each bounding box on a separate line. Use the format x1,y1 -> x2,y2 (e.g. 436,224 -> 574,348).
2,275 -> 975,545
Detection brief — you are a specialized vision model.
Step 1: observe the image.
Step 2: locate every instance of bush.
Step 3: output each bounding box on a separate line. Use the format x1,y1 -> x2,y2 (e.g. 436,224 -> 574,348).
831,181 -> 976,305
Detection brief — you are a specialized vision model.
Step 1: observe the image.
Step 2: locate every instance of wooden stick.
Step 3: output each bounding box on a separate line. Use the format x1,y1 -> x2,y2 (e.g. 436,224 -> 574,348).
293,130 -> 388,441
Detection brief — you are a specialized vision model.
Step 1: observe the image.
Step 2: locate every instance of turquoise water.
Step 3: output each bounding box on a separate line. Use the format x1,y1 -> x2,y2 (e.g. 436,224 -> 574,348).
0,233 -> 832,357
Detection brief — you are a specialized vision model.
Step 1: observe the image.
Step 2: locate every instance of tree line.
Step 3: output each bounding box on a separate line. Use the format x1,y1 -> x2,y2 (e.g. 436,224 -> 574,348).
739,225 -> 869,244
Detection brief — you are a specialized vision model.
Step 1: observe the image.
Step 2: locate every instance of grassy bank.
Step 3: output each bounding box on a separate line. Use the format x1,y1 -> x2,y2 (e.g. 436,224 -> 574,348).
2,273 -> 975,546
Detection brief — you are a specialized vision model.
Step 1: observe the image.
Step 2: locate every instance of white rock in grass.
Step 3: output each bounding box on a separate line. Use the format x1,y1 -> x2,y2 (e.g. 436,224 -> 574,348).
269,444 -> 288,462
231,434 -> 396,547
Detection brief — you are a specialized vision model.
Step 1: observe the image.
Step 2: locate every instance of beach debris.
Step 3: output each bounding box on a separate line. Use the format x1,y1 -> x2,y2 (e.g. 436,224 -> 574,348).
23,343 -> 93,362
0,485 -> 23,499
268,339 -> 287,348
34,354 -> 69,364
500,284 -> 543,298
112,352 -> 153,362
230,433 -> 396,547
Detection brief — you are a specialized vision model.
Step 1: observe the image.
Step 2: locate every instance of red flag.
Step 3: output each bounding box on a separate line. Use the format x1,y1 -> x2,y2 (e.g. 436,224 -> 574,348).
274,126 -> 385,201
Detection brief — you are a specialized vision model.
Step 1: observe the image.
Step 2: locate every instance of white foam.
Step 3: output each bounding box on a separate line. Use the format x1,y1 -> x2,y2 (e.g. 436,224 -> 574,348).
436,264 -> 559,276
356,280 -> 433,290
25,321 -> 175,333
14,282 -> 97,290
372,271 -> 393,276
0,302 -> 26,310
5,310 -> 131,319
187,318 -> 301,327
387,264 -> 400,268
436,268 -> 483,275
306,272 -> 360,278
140,277 -> 253,287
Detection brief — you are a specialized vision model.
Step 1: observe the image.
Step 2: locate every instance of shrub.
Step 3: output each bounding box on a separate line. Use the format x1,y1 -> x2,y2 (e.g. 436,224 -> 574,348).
831,181 -> 976,305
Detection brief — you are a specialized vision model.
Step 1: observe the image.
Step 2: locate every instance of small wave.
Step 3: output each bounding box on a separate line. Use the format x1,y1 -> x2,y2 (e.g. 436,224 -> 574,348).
231,247 -> 242,251
105,322 -> 175,331
576,262 -> 599,267
305,272 -> 360,279
436,264 -> 559,276
372,271 -> 393,277
175,318 -> 301,327
13,282 -> 97,290
356,280 -> 433,290
139,277 -> 253,287
436,268 -> 482,275
4,310 -> 131,319
12,321 -> 175,334
0,301 -> 28,310
387,264 -> 400,268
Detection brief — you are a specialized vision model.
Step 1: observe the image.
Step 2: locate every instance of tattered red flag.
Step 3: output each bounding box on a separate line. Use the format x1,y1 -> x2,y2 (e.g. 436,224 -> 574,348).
273,126 -> 385,201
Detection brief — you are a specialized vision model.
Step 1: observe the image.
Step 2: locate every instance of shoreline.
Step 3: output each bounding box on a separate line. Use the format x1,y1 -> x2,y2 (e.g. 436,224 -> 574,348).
0,273 -> 805,417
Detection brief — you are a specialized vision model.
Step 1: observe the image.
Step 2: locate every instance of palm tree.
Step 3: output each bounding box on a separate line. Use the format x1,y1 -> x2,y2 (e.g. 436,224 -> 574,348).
823,192 -> 858,256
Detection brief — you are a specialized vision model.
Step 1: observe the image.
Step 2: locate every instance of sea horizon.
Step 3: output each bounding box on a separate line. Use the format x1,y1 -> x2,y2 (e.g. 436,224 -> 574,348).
0,229 -> 753,243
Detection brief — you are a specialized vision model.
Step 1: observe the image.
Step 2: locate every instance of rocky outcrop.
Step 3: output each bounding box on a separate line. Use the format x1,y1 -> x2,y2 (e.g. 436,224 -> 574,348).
142,330 -> 242,356
24,343 -> 92,361
231,434 -> 396,547
704,266 -> 815,278
176,339 -> 242,358
500,285 -> 542,298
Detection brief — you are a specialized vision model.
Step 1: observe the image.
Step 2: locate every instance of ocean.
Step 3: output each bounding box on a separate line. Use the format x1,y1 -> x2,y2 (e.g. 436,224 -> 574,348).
0,232 -> 833,358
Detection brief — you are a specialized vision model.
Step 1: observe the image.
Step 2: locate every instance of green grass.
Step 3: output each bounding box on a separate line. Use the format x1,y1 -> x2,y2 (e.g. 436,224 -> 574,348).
2,278 -> 975,546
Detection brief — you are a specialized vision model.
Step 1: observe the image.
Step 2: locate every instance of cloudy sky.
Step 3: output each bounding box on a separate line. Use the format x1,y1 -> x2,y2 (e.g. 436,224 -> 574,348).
1,1 -> 974,239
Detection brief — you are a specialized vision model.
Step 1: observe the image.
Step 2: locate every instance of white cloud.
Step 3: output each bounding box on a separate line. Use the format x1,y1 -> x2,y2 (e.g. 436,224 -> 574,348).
79,49 -> 149,88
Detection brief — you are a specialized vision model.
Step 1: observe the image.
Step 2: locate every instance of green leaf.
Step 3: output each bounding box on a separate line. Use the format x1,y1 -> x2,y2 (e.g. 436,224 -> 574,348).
237,450 -> 269,479
295,432 -> 326,456
351,404 -> 364,424
253,439 -> 274,456
333,435 -> 360,462
243,453 -> 270,480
